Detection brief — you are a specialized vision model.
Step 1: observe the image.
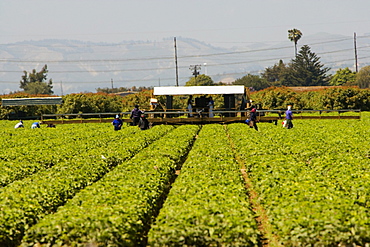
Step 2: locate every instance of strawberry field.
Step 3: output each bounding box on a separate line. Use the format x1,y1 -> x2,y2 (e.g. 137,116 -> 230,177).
0,113 -> 369,247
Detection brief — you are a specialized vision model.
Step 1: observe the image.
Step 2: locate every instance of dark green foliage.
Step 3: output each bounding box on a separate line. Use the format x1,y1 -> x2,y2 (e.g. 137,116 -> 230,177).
233,73 -> 270,91
185,74 -> 214,86
251,86 -> 370,110
286,45 -> 330,86
20,65 -> 53,95
319,87 -> 370,110
329,67 -> 357,86
261,60 -> 289,86
56,93 -> 124,114
250,87 -> 301,109
120,89 -> 153,112
356,65 -> 370,89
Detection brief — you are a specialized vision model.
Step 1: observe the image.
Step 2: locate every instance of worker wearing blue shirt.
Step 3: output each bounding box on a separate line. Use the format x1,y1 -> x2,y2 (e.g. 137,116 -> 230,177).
285,105 -> 293,129
112,115 -> 123,131
31,122 -> 40,129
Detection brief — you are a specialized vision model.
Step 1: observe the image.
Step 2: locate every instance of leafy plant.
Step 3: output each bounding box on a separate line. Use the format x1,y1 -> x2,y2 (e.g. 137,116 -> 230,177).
148,124 -> 260,246
20,125 -> 199,247
0,124 -> 172,246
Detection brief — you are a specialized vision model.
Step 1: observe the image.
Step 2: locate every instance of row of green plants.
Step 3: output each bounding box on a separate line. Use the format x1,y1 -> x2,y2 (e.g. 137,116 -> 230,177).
20,124 -> 200,247
0,123 -> 137,187
1,114 -> 369,246
227,114 -> 370,246
0,124 -> 173,247
147,124 -> 260,246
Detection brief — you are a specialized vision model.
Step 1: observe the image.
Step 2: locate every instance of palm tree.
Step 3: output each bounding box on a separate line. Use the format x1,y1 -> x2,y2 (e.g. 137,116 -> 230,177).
288,28 -> 303,56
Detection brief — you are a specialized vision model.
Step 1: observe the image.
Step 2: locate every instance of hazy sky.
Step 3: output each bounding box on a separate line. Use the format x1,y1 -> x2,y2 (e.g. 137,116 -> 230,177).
1,0 -> 370,47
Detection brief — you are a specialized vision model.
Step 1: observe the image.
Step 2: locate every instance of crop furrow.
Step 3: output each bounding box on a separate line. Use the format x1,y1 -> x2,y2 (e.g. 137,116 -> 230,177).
147,124 -> 260,247
228,121 -> 370,246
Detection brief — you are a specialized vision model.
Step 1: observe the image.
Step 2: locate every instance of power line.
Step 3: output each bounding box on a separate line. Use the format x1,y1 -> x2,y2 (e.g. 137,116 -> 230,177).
1,35 -> 368,64
0,71 -> 251,84
0,55 -> 292,73
0,44 -> 365,74
5,53 -> 370,86
2,51 -> 367,85
1,44 -> 367,66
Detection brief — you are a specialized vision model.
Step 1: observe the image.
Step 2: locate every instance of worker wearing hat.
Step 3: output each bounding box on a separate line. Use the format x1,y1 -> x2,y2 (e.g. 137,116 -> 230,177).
248,107 -> 259,131
112,114 -> 123,131
284,105 -> 293,129
138,112 -> 150,130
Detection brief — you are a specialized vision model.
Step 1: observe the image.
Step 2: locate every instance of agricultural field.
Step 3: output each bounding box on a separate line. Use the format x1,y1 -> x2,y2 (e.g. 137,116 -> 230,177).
0,113 -> 369,247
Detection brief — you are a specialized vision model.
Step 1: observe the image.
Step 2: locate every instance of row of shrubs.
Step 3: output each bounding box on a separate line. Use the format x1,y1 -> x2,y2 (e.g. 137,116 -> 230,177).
251,86 -> 370,110
1,86 -> 369,119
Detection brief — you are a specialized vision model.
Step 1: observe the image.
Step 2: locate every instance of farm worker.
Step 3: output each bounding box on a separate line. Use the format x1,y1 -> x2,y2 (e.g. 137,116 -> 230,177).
112,114 -> 123,131
14,120 -> 24,129
130,105 -> 142,126
31,122 -> 41,129
138,113 -> 150,130
46,123 -> 56,128
248,107 -> 258,131
187,96 -> 193,117
207,97 -> 214,117
285,105 -> 293,129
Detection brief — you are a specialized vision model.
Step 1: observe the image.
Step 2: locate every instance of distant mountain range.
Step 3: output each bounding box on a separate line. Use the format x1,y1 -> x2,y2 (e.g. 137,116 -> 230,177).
0,33 -> 368,95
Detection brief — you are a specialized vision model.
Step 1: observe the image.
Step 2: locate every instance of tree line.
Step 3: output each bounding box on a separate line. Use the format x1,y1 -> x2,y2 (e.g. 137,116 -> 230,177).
233,45 -> 369,90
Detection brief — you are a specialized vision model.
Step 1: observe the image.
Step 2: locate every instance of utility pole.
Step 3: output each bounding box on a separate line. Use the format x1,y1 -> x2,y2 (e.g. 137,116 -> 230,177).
354,32 -> 358,73
60,81 -> 64,96
189,65 -> 201,78
174,37 -> 179,86
189,65 -> 201,85
111,78 -> 114,90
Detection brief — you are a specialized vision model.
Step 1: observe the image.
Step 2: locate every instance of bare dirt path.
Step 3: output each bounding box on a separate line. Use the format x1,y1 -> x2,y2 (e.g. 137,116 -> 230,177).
225,126 -> 281,247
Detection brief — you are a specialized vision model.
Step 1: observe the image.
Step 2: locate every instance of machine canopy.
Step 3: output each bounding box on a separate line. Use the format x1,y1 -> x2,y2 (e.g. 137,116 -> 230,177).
153,86 -> 245,96
2,97 -> 63,106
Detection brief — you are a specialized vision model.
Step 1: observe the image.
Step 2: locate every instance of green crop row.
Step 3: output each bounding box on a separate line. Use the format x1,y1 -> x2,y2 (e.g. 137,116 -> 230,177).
0,123 -> 136,163
227,118 -> 370,246
0,124 -> 138,187
20,125 -> 200,247
147,124 -> 260,247
0,124 -> 173,247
